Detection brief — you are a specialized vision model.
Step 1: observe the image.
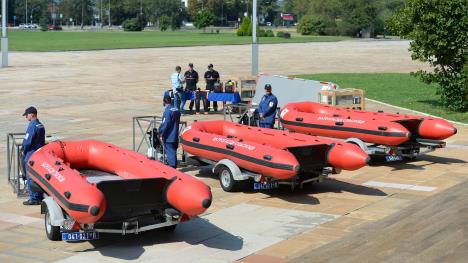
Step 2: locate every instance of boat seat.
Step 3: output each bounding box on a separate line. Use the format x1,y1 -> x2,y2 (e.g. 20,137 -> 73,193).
79,169 -> 123,184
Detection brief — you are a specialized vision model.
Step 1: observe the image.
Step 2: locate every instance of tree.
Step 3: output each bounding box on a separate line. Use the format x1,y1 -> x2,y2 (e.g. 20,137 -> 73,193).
158,15 -> 170,31
122,17 -> 144,31
146,0 -> 186,30
194,9 -> 215,32
187,0 -> 201,18
389,0 -> 468,112
39,10 -> 49,31
283,0 -> 312,20
236,16 -> 251,36
297,15 -> 328,35
58,0 -> 93,26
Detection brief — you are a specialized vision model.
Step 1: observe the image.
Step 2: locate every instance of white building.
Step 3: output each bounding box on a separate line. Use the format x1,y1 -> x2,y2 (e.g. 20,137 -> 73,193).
181,0 -> 188,8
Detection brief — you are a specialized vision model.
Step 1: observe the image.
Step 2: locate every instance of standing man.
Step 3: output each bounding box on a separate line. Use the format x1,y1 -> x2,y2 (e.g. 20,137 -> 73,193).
258,84 -> 278,129
159,96 -> 181,168
170,66 -> 185,113
184,63 -> 200,113
21,106 -> 45,205
204,64 -> 220,114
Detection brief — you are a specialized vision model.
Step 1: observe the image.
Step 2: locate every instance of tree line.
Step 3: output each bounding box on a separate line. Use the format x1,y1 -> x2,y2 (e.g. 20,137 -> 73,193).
7,0 -> 404,35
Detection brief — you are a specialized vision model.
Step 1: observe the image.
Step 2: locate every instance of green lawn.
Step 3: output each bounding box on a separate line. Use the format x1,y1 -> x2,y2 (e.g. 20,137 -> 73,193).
299,73 -> 468,123
8,30 -> 350,51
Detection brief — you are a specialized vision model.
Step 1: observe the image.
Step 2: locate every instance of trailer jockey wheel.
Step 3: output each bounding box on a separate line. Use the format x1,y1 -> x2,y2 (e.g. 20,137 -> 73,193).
44,203 -> 61,241
218,165 -> 237,192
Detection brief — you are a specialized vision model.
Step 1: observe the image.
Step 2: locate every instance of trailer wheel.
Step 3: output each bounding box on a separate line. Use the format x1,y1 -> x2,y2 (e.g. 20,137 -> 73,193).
218,165 -> 237,192
44,204 -> 61,241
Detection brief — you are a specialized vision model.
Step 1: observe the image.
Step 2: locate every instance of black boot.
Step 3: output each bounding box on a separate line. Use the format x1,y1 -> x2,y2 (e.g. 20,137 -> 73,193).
23,200 -> 41,206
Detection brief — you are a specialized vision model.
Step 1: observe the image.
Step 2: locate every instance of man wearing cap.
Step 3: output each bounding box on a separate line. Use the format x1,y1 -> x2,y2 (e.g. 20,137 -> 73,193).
21,106 -> 46,205
171,66 -> 185,113
159,96 -> 181,168
257,84 -> 278,129
184,63 -> 201,114
204,64 -> 220,114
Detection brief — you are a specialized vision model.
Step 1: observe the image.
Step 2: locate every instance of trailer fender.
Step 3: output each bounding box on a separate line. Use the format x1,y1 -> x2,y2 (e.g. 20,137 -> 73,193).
213,159 -> 250,181
345,138 -> 369,152
41,197 -> 65,227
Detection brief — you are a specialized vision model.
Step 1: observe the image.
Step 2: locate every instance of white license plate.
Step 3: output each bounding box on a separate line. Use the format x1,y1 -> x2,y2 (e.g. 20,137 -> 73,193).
62,231 -> 99,241
385,155 -> 403,162
254,181 -> 279,190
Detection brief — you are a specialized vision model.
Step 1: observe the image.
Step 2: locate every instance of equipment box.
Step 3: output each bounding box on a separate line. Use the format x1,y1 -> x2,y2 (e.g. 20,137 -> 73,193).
228,76 -> 257,103
319,88 -> 365,110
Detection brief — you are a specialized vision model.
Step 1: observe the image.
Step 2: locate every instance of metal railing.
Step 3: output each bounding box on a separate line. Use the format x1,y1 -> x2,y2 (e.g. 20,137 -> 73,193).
6,133 -> 27,197
132,116 -> 187,162
223,104 -> 283,129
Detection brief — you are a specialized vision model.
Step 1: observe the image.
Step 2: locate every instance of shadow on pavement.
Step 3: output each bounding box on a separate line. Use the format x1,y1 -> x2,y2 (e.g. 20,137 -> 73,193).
309,179 -> 387,196
84,217 -> 242,260
370,154 -> 467,171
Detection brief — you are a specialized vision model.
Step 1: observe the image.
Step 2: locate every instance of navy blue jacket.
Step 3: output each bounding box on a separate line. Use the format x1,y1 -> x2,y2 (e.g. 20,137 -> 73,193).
258,93 -> 278,124
22,119 -> 45,160
159,105 -> 181,143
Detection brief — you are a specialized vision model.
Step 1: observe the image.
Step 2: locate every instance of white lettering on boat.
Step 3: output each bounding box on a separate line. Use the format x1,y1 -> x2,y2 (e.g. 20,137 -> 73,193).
181,125 -> 192,135
280,108 -> 289,118
41,162 -> 66,183
317,116 -> 366,124
212,137 -> 256,151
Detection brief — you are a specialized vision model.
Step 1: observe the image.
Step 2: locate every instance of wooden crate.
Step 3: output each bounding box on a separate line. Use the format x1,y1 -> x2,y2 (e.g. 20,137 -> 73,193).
226,76 -> 257,102
318,88 -> 366,110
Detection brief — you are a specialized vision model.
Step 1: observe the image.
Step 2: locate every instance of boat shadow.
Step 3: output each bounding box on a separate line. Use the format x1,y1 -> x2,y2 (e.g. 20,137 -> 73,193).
193,166 -> 386,204
242,178 -> 386,205
304,178 -> 387,196
84,217 -> 243,260
370,155 -> 467,171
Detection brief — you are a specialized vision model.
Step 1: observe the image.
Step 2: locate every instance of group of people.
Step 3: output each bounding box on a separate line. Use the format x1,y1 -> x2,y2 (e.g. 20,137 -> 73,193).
170,63 -> 220,115
158,82 -> 278,170
19,78 -> 278,206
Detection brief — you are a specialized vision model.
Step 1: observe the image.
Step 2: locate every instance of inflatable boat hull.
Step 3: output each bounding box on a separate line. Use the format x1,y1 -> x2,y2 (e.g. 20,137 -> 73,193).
280,102 -> 456,146
28,140 -> 212,224
180,121 -> 369,179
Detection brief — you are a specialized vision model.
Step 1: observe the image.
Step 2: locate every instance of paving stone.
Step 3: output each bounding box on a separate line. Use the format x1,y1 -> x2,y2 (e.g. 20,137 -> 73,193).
56,204 -> 336,262
237,253 -> 287,263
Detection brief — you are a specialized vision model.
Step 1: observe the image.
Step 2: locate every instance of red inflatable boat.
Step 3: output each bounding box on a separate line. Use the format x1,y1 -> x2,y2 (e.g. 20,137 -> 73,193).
180,120 -> 369,182
27,140 -> 212,225
280,102 -> 457,146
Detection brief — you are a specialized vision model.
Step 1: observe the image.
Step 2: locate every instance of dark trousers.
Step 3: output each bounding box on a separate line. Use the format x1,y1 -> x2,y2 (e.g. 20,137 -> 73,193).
204,100 -> 218,112
24,154 -> 43,202
259,122 -> 274,129
189,90 -> 206,112
164,142 -> 178,168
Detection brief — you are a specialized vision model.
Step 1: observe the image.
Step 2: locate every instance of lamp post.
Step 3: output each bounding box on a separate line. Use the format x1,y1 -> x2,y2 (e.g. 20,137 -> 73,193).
1,0 -> 8,67
100,0 -> 103,27
108,0 -> 111,28
251,0 -> 258,75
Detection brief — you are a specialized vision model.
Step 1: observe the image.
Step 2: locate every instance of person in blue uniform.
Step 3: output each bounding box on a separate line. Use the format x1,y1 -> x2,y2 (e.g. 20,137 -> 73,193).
159,96 -> 181,168
21,106 -> 46,205
257,84 -> 278,129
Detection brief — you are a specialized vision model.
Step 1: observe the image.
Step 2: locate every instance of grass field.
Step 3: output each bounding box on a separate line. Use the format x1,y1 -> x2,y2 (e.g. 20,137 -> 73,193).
299,73 -> 468,123
8,30 -> 350,51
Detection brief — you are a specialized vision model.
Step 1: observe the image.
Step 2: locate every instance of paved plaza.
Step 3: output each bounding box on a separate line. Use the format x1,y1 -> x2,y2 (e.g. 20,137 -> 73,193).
0,40 -> 466,262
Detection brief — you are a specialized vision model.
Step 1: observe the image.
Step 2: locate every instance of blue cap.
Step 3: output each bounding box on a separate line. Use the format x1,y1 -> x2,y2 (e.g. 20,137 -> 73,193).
22,106 -> 37,116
